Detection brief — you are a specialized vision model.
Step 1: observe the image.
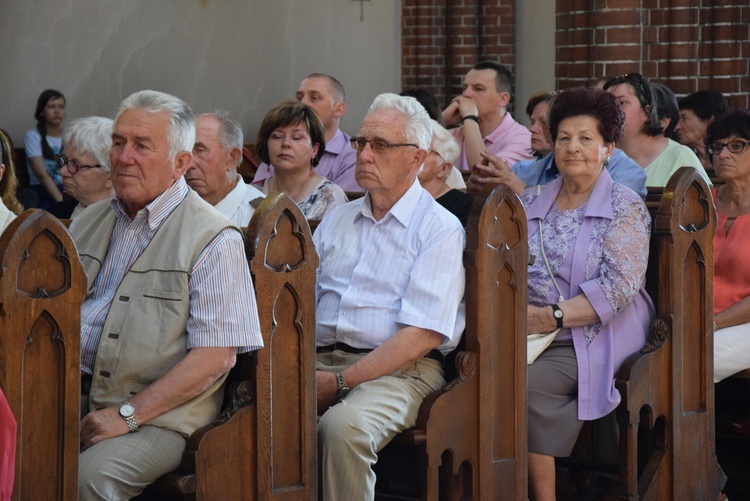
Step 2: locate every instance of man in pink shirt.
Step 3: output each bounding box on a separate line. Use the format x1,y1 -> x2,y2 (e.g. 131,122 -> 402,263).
443,61 -> 534,195
253,73 -> 359,191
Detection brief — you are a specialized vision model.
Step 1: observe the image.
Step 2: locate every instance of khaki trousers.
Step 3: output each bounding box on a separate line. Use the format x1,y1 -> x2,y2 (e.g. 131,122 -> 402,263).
79,392 -> 186,500
316,350 -> 445,501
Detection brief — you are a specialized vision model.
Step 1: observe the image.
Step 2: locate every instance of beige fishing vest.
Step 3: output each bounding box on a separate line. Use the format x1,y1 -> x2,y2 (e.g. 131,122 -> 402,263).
71,190 -> 240,436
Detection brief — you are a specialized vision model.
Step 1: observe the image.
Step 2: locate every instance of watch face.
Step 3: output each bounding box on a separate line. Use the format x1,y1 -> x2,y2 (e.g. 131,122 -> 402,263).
120,402 -> 135,418
554,310 -> 563,319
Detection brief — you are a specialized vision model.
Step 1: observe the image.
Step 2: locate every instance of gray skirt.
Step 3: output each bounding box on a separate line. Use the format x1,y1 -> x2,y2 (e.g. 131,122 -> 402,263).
528,342 -> 583,457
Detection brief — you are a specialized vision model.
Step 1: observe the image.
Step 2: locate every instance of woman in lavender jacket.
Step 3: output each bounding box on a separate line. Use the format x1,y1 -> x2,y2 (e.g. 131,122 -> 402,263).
522,87 -> 654,500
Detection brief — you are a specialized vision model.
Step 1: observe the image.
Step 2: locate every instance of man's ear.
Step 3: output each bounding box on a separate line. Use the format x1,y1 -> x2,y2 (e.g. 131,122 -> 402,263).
333,101 -> 346,119
438,161 -> 452,180
412,149 -> 428,172
0,163 -> 5,182
498,91 -> 511,109
228,147 -> 242,171
173,151 -> 193,179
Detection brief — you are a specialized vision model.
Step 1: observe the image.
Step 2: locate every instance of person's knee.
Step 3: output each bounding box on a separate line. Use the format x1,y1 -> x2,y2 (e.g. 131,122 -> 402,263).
318,404 -> 372,455
79,458 -> 122,501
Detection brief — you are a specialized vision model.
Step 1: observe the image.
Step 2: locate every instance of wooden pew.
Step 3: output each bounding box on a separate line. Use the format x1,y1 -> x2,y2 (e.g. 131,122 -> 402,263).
374,183 -> 529,500
556,167 -> 721,499
141,193 -> 318,499
0,210 -> 86,501
613,167 -> 719,499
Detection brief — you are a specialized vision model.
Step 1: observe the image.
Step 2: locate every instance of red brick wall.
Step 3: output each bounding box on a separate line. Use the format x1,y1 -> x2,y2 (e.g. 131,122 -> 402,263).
403,1 -> 747,110
555,0 -> 749,108
402,0 -> 517,109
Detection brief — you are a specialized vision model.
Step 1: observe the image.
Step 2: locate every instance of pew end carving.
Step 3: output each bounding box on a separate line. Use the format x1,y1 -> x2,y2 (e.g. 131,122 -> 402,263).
142,193 -> 318,500
0,210 -> 86,501
613,167 -> 719,499
375,183 -> 528,500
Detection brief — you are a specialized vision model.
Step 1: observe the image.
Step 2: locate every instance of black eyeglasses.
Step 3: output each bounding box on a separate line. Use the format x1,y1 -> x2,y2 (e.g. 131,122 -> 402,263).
350,136 -> 419,154
54,154 -> 101,175
707,140 -> 750,156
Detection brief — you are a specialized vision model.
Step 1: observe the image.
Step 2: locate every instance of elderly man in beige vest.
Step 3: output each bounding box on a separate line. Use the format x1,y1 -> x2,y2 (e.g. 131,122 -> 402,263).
71,90 -> 264,500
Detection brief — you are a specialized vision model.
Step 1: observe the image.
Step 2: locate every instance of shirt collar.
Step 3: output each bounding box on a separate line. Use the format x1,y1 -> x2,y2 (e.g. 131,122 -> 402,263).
526,168 -> 615,221
357,178 -> 423,227
112,177 -> 189,230
325,129 -> 350,156
213,174 -> 245,214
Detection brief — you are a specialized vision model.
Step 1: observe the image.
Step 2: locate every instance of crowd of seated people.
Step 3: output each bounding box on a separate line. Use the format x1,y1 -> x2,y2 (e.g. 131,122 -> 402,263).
3,64 -> 748,501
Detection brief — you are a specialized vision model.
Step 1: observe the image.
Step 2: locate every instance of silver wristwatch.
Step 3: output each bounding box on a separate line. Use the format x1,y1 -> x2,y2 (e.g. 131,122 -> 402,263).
119,401 -> 139,433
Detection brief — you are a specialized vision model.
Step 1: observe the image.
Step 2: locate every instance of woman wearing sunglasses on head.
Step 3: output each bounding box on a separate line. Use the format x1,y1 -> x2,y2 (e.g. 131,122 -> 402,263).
47,116 -> 114,220
603,74 -> 711,187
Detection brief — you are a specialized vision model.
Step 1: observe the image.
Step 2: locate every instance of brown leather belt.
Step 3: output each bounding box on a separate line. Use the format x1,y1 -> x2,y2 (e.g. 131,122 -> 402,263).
316,342 -> 444,365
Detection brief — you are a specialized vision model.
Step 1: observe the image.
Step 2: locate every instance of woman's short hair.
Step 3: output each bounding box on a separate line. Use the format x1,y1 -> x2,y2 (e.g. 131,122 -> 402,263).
603,73 -> 663,137
679,91 -> 730,121
116,90 -> 195,161
430,120 -> 461,166
548,87 -> 625,144
366,93 -> 433,150
525,92 -> 553,118
704,109 -> 750,146
63,117 -> 114,172
651,83 -> 680,138
255,100 -> 326,167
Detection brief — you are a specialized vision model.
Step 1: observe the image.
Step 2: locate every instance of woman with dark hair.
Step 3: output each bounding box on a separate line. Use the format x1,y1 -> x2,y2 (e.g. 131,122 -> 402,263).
707,110 -> 750,384
522,87 -> 654,500
604,74 -> 710,187
24,89 -> 66,207
255,100 -> 347,220
0,130 -> 23,231
526,91 -> 553,159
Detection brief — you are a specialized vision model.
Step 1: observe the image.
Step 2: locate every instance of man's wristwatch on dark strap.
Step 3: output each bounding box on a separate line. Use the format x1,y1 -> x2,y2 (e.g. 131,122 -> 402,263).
335,372 -> 351,401
551,303 -> 564,329
119,401 -> 139,433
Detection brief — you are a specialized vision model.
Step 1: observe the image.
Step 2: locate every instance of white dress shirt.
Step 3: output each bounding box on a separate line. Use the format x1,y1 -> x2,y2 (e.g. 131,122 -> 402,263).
213,174 -> 266,226
313,180 -> 466,354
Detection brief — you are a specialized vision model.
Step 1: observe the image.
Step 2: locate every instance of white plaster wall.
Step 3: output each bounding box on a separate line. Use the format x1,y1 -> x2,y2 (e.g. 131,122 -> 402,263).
0,0 -> 401,146
515,0 -> 556,127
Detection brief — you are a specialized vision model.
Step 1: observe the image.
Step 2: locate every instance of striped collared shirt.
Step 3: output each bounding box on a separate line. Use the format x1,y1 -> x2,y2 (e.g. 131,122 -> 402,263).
77,178 -> 262,375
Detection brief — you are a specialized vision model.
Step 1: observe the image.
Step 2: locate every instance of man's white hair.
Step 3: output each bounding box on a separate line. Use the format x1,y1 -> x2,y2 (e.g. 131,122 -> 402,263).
366,93 -> 433,150
116,90 -> 195,160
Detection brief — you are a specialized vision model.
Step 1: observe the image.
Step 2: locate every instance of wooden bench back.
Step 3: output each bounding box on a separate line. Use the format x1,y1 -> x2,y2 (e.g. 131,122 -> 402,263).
616,167 -> 718,499
378,184 -> 529,500
0,210 -> 86,501
175,193 -> 318,500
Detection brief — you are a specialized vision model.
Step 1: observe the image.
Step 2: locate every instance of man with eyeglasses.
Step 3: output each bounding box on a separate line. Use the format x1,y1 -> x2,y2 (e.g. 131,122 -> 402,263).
47,116 -> 115,220
443,61 -> 534,195
314,93 -> 465,500
252,73 -> 359,191
186,111 -> 265,226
